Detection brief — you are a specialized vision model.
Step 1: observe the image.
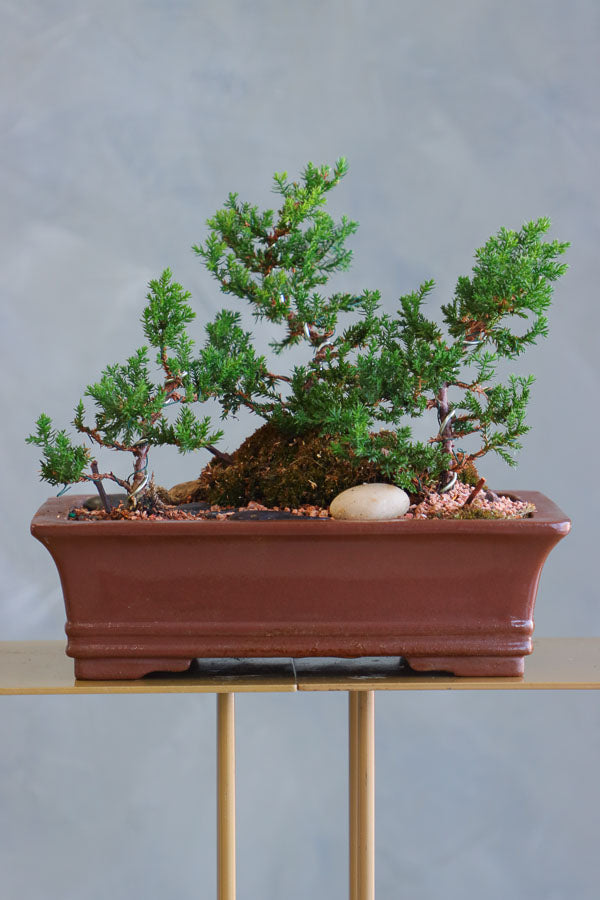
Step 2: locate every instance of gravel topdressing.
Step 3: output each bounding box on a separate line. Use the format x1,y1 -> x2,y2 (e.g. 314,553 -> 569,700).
70,485 -> 534,521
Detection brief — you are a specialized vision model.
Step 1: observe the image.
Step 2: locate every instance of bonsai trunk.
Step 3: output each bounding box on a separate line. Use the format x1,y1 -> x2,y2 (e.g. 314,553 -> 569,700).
129,444 -> 150,506
436,383 -> 455,490
90,461 -> 111,514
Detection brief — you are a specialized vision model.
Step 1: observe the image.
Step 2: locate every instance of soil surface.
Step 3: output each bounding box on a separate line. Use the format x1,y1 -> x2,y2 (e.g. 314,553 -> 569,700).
70,499 -> 331,521
409,482 -> 535,519
71,485 -> 534,521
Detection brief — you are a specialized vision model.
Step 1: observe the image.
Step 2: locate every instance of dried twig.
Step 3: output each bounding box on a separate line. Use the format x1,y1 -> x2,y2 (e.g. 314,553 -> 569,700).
463,477 -> 486,506
206,444 -> 234,466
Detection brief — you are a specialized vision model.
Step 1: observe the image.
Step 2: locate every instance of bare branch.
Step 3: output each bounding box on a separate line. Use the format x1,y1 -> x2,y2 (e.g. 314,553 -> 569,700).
90,460 -> 112,513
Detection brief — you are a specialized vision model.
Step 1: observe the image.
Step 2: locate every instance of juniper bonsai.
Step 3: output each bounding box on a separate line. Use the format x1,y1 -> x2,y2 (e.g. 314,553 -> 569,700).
28,158 -> 569,512
27,269 -> 223,510
189,159 -> 568,505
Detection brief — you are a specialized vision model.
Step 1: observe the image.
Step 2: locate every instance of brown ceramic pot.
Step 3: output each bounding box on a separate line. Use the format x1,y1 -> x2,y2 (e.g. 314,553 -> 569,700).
31,491 -> 569,679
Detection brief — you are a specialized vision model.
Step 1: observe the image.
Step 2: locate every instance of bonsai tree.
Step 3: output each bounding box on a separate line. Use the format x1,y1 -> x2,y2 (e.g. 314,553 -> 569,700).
187,159 -> 568,506
27,269 -> 223,511
28,158 -> 569,513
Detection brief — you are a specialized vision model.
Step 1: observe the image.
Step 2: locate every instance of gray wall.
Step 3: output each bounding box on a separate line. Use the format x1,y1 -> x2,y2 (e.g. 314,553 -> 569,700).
2,1 -> 599,897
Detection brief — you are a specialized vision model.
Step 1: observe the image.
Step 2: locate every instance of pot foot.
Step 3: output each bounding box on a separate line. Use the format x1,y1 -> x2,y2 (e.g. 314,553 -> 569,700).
74,657 -> 193,680
405,655 -> 525,677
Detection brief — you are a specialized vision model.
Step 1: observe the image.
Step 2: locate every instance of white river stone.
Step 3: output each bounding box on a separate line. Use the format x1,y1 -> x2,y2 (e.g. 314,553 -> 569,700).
329,483 -> 410,520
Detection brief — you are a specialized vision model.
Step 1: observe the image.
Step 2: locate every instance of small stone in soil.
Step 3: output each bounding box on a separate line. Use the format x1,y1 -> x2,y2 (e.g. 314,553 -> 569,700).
83,493 -> 128,511
177,501 -> 211,512
230,509 -> 314,520
329,483 -> 410,520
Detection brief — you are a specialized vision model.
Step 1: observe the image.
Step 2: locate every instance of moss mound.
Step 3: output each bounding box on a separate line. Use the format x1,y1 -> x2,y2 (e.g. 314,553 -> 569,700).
457,459 -> 481,486
170,423 -> 389,509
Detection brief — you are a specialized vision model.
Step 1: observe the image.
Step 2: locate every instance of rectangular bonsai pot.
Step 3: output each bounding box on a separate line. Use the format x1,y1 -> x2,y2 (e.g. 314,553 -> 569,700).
31,492 -> 570,680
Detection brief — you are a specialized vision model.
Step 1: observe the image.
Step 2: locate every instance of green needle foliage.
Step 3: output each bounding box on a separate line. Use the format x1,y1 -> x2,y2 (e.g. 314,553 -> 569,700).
194,158 -> 363,353
27,269 -> 222,507
27,414 -> 90,487
28,159 -> 569,509
193,161 -> 568,494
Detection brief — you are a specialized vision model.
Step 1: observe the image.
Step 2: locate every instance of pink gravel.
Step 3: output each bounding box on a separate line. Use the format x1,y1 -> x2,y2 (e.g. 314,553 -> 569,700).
409,482 -> 535,519
72,484 -> 535,522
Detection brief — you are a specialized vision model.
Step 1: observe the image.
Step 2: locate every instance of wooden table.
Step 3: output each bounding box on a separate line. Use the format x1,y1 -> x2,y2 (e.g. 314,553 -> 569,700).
2,638 -> 599,900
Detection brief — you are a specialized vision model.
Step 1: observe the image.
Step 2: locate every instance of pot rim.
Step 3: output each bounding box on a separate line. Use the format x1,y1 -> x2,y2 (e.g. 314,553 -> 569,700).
31,491 -> 571,539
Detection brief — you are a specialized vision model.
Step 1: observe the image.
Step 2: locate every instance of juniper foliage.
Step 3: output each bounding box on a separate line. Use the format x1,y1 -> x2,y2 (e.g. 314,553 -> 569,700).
28,159 -> 569,504
27,269 -> 222,506
194,162 -> 568,491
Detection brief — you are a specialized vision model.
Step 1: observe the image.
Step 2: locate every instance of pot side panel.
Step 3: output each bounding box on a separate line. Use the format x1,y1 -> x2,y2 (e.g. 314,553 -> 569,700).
49,531 -> 549,656
30,494 -> 569,677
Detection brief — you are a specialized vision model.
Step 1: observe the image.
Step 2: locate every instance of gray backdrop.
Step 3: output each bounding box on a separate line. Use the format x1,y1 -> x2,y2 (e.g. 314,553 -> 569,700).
2,1 -> 599,898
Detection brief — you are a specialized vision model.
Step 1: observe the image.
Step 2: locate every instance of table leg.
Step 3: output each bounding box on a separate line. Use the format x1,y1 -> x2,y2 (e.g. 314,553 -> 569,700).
349,692 -> 358,900
349,690 -> 375,900
217,692 -> 236,900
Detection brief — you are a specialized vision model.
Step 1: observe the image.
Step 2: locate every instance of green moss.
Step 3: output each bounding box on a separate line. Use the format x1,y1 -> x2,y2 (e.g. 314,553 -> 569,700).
187,423 -> 389,508
457,460 -> 482,487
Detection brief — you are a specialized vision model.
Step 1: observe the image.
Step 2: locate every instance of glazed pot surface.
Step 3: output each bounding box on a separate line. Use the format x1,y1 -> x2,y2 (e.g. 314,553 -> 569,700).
31,492 -> 570,679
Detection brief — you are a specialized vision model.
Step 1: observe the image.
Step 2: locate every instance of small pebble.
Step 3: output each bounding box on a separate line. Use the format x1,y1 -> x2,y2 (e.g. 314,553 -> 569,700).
329,483 -> 410,520
83,493 -> 127,511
